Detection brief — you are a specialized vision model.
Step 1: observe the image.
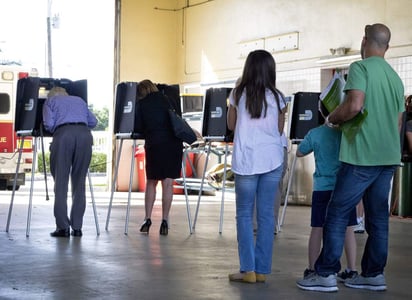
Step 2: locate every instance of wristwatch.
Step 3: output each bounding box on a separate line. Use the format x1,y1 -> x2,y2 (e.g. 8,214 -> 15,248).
325,115 -> 339,128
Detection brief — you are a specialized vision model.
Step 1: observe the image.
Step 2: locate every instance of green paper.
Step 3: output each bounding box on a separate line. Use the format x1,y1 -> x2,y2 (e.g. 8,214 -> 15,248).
320,72 -> 368,143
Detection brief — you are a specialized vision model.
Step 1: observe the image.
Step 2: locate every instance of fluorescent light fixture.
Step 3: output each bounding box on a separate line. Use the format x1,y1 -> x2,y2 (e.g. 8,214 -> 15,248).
317,53 -> 361,64
200,79 -> 237,87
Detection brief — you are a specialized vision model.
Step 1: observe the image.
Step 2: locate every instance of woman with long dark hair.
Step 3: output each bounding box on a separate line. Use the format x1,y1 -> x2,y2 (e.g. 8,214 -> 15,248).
227,50 -> 286,283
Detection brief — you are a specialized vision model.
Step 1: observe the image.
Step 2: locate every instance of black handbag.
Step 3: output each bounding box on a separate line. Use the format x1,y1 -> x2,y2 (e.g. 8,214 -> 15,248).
167,102 -> 197,145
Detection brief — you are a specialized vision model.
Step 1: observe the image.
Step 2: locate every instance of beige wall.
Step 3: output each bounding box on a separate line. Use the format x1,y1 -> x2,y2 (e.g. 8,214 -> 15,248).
119,0 -> 412,86
119,0 -> 179,83
117,0 -> 412,201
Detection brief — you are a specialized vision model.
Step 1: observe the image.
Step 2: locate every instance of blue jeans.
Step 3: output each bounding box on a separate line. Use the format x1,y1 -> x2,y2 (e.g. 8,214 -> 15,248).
235,166 -> 283,274
315,163 -> 397,277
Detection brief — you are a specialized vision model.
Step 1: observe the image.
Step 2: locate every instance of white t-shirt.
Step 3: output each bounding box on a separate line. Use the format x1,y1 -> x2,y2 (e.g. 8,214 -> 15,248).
229,88 -> 286,175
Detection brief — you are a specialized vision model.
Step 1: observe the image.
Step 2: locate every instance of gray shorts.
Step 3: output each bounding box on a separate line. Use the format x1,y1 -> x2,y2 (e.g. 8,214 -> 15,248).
406,120 -> 412,132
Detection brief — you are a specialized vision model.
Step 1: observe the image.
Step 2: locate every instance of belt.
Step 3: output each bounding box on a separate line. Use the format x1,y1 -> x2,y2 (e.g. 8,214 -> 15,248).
56,122 -> 87,130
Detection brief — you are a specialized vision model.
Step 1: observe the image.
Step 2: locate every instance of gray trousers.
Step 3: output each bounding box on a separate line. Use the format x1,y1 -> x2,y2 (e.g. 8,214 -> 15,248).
50,125 -> 93,230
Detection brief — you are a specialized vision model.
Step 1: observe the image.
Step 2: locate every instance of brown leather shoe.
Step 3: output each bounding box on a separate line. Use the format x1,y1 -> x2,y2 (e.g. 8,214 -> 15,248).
229,272 -> 256,283
256,273 -> 266,282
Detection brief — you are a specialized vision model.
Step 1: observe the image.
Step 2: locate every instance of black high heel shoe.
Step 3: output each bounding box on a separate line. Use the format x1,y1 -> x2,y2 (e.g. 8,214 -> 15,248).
140,218 -> 152,233
159,219 -> 168,236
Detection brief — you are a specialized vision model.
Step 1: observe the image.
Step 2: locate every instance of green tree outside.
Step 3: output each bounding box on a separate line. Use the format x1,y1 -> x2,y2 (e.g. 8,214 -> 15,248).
38,152 -> 107,173
89,106 -> 109,131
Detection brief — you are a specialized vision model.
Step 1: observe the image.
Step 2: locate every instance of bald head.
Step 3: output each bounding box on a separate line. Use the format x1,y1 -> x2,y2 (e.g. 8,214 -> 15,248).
361,23 -> 391,58
365,23 -> 391,49
48,86 -> 69,98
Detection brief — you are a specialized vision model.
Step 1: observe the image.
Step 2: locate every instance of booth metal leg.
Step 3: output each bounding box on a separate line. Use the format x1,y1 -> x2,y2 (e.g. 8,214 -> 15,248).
279,150 -> 298,230
181,148 -> 193,234
124,140 -> 137,235
105,139 -> 124,231
6,136 -> 25,232
26,137 -> 39,237
87,169 -> 100,235
218,143 -> 229,234
192,142 -> 211,231
40,132 -> 49,201
276,213 -> 281,234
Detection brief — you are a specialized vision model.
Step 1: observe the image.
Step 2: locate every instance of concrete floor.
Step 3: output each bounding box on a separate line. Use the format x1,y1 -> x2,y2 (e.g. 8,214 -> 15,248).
0,177 -> 411,300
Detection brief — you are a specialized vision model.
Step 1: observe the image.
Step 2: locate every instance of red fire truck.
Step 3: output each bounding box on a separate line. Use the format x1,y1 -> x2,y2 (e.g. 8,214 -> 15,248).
0,65 -> 38,190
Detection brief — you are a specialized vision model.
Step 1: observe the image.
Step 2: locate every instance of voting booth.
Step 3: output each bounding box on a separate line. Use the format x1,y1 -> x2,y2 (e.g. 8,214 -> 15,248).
106,81 -> 182,234
8,77 -> 99,237
280,92 -> 322,228
15,77 -> 87,137
201,87 -> 233,142
288,92 -> 322,140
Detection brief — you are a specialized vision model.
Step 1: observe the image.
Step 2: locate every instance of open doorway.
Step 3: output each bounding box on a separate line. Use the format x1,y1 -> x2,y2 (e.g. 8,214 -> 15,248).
0,0 -> 115,112
0,0 -> 116,187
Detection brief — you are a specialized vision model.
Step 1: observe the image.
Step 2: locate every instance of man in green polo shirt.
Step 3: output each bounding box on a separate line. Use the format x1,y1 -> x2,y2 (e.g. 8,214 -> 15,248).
297,23 -> 404,293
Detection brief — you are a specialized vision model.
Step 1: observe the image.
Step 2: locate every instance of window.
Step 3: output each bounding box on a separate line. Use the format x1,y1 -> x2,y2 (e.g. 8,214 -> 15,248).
0,93 -> 11,114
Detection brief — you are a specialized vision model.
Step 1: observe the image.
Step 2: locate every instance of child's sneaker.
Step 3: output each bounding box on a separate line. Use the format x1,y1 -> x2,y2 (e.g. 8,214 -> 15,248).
296,274 -> 338,292
303,268 -> 315,279
353,220 -> 365,233
337,269 -> 358,282
344,273 -> 386,291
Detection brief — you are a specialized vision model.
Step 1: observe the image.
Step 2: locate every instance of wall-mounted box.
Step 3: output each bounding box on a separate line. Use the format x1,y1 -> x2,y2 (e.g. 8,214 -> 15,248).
265,32 -> 299,53
238,39 -> 265,58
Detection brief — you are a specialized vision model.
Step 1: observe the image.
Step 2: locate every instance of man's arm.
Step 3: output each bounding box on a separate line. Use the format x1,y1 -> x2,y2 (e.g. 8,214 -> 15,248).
42,100 -> 56,132
87,109 -> 98,129
398,112 -> 404,133
327,89 -> 365,126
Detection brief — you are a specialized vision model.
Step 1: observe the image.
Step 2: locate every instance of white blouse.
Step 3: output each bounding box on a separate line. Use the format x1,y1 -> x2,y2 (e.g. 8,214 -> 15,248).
229,89 -> 285,175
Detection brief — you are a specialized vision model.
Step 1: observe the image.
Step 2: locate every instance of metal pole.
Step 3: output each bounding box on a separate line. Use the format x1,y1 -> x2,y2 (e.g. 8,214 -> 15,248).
192,141 -> 211,231
26,137 -> 39,237
218,143 -> 229,234
87,170 -> 100,235
105,138 -> 123,231
47,0 -> 53,77
181,147 -> 193,234
279,149 -> 298,229
124,140 -> 137,235
40,125 -> 49,200
6,136 -> 25,232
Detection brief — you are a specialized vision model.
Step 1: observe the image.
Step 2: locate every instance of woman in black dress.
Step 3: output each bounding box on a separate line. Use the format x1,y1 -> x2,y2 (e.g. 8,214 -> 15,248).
136,79 -> 183,235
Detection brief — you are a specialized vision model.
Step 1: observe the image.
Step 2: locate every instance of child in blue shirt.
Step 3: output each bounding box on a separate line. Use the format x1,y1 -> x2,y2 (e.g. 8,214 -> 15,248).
296,101 -> 358,281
